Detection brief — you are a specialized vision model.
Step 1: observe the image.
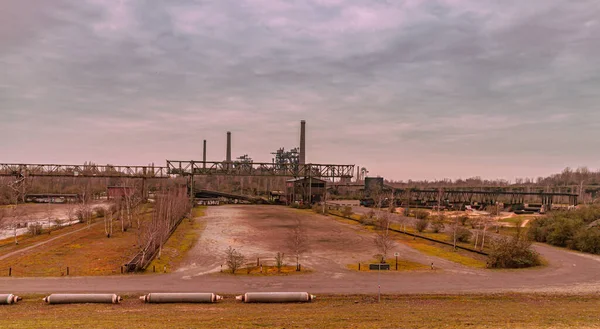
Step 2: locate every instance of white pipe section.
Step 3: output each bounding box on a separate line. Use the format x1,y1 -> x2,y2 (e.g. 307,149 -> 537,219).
0,294 -> 22,305
43,294 -> 122,304
236,292 -> 316,303
139,293 -> 222,303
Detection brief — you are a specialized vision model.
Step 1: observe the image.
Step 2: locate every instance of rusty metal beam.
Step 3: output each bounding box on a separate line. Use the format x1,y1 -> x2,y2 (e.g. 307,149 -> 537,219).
166,160 -> 355,178
0,163 -> 169,179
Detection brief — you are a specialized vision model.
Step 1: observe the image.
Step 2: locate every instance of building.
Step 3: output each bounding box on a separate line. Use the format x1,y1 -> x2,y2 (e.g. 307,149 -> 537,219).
286,177 -> 327,204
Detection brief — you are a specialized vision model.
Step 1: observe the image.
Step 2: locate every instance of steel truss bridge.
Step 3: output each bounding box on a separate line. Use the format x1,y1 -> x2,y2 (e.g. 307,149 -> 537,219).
390,188 -> 579,206
0,163 -> 169,179
0,161 -> 355,180
165,160 -> 355,179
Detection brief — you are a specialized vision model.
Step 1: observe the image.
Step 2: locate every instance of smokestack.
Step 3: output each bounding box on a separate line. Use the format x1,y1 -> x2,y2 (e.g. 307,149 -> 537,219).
203,139 -> 207,168
299,120 -> 306,165
226,131 -> 232,162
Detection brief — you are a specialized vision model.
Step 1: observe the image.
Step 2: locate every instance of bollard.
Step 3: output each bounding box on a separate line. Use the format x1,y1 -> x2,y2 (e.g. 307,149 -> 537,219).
163,265 -> 166,273
257,258 -> 260,266
0,294 -> 22,305
44,294 -> 122,304
236,292 -> 316,303
8,268 -> 11,277
66,267 -> 69,276
298,264 -> 301,272
358,263 -> 361,271
140,293 -> 222,304
153,265 -> 156,273
120,266 -> 123,274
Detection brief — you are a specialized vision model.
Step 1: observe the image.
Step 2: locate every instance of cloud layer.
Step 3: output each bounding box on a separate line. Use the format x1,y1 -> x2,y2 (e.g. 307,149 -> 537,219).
1,0 -> 599,180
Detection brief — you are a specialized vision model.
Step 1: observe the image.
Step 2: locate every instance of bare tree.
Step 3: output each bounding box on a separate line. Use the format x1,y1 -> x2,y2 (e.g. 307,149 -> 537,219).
287,218 -> 309,271
225,246 -> 245,274
373,214 -> 394,263
104,208 -> 114,238
275,252 -> 285,273
10,206 -> 26,245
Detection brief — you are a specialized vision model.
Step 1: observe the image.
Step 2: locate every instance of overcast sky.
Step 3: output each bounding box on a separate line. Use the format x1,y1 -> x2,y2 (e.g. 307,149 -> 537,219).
1,0 -> 599,181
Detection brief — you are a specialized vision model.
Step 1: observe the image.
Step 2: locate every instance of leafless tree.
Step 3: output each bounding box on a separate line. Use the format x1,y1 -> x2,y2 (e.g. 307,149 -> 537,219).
104,209 -> 114,238
373,213 -> 394,263
10,206 -> 26,245
225,246 -> 245,274
65,202 -> 77,223
275,252 -> 285,273
452,215 -> 459,250
287,218 -> 309,271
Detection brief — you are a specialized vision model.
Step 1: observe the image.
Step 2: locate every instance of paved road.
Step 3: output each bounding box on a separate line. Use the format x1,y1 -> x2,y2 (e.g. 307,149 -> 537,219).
1,206 -> 600,295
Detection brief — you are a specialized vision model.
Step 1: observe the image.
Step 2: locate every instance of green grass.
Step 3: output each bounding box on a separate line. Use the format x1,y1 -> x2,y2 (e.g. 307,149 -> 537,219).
1,294 -> 599,329
145,206 -> 207,273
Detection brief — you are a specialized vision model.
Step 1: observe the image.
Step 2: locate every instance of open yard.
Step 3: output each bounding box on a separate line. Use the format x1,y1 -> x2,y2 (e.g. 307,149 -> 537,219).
0,294 -> 598,329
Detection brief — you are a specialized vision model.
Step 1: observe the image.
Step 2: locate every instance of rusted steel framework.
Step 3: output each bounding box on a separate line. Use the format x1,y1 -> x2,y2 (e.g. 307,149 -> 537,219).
166,160 -> 355,179
0,163 -> 169,179
393,188 -> 578,206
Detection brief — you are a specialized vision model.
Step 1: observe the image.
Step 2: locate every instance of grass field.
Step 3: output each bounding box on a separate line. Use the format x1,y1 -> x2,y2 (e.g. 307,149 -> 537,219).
0,294 -> 598,329
0,211 -> 153,276
0,222 -> 87,257
145,207 -> 206,273
328,212 -> 488,268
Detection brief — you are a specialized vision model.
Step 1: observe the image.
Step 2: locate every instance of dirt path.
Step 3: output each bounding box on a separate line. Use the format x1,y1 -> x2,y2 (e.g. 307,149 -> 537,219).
176,206 -> 468,278
2,205 -> 600,295
0,222 -> 99,261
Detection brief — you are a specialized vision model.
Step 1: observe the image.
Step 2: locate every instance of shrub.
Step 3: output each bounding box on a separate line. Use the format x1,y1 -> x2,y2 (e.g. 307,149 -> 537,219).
431,214 -> 446,233
459,215 -> 469,226
312,203 -> 328,215
367,210 -> 375,218
431,221 -> 444,233
487,236 -> 541,268
27,223 -> 43,236
573,228 -> 600,254
455,227 -> 472,243
415,218 -> 428,232
94,207 -> 106,218
412,210 -> 429,220
341,206 -> 353,218
225,246 -> 245,274
359,214 -> 374,226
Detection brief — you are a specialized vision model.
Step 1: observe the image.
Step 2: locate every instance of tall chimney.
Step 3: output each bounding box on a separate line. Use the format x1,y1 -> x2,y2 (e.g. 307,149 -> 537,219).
226,131 -> 232,162
203,139 -> 207,168
299,120 -> 306,165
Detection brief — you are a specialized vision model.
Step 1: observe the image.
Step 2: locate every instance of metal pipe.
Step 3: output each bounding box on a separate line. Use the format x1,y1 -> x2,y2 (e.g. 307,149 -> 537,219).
43,294 -> 122,304
235,292 -> 316,303
299,120 -> 306,165
226,131 -> 232,162
139,293 -> 222,303
0,294 -> 22,305
203,139 -> 207,168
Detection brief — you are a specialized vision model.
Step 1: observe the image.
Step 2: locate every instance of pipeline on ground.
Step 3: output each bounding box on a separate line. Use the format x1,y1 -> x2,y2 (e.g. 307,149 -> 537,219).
236,292 -> 316,303
139,293 -> 222,303
0,294 -> 22,305
43,294 -> 122,304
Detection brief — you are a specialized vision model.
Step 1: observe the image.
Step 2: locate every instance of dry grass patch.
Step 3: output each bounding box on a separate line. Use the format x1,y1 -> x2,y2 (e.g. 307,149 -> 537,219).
347,258 -> 429,272
1,294 -> 599,329
145,207 -> 207,273
1,213 -> 153,277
